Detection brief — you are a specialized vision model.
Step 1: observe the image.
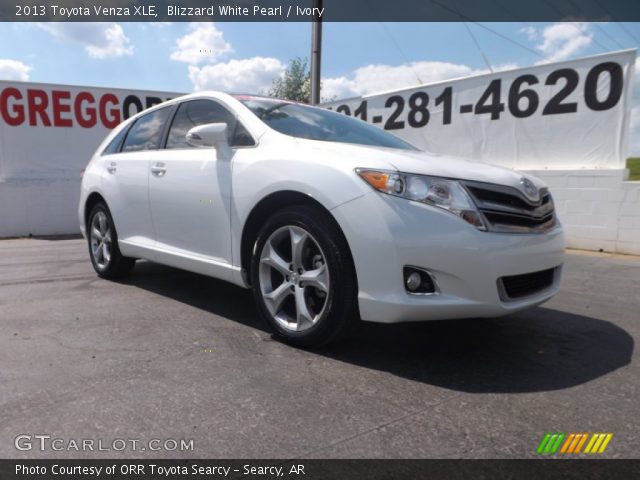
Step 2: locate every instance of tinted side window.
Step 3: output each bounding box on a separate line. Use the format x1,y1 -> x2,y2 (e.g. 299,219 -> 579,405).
166,99 -> 254,149
102,126 -> 129,155
121,106 -> 172,152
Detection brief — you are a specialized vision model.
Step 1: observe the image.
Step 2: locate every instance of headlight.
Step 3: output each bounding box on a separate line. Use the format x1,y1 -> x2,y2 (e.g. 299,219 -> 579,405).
356,169 -> 486,230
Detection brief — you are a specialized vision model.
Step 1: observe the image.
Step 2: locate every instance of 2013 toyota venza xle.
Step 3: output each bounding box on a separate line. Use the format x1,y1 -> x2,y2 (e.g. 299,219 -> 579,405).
79,92 -> 564,346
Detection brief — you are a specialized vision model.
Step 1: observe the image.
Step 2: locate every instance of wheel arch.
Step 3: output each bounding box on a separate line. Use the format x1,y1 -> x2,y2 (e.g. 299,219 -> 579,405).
84,192 -> 107,231
239,190 -> 356,287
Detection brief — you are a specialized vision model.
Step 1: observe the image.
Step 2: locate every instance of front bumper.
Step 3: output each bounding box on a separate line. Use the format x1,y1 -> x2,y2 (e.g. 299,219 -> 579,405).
331,192 -> 565,323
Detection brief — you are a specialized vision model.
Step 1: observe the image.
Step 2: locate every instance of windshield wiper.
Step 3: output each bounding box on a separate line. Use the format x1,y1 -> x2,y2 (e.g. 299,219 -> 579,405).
257,102 -> 291,119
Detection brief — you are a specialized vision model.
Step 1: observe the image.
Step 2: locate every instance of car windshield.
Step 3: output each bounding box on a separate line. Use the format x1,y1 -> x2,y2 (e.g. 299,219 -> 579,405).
235,96 -> 419,151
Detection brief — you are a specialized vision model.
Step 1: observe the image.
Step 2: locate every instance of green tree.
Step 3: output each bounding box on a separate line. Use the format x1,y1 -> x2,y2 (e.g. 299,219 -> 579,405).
268,57 -> 312,103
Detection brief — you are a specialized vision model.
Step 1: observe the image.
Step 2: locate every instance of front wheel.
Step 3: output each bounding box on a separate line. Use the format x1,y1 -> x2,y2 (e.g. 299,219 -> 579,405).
87,202 -> 135,279
251,205 -> 359,347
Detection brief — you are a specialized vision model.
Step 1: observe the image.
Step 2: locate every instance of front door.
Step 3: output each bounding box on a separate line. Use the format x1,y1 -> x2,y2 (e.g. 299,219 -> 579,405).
148,99 -> 243,281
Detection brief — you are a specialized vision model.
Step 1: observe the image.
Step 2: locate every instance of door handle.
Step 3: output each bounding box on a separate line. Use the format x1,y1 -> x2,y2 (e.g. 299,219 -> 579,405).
106,161 -> 116,174
150,162 -> 167,177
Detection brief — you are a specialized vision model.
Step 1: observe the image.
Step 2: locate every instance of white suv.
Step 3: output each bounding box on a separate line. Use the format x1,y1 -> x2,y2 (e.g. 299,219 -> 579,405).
79,92 -> 564,346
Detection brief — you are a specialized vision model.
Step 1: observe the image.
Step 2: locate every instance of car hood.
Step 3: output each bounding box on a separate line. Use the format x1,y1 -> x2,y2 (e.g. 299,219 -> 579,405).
386,149 -> 546,191
292,138 -> 547,193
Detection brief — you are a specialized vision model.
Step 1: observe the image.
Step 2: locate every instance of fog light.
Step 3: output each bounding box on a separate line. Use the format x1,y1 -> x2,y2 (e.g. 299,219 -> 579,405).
405,271 -> 422,291
403,266 -> 438,294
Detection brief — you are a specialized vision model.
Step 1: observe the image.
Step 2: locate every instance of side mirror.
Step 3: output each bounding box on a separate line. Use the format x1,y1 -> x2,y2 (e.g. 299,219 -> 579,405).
185,123 -> 228,148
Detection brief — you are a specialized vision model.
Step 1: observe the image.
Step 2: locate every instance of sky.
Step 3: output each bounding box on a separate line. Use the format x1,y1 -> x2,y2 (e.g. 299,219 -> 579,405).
0,21 -> 639,153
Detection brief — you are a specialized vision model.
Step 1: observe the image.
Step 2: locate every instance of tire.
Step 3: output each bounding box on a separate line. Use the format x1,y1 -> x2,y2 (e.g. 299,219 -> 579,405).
87,202 -> 135,279
250,205 -> 359,347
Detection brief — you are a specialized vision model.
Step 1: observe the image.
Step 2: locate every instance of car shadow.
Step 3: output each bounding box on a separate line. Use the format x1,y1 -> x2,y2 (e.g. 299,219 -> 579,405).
123,261 -> 268,333
124,262 -> 634,394
320,309 -> 634,393
32,234 -> 84,241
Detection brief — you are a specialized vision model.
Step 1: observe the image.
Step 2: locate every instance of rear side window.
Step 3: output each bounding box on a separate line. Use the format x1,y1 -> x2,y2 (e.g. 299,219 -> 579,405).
102,126 -> 129,155
166,99 -> 254,149
121,106 -> 173,152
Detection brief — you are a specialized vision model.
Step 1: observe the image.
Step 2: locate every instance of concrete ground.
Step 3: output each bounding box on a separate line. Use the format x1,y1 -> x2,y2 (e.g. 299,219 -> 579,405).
0,238 -> 638,459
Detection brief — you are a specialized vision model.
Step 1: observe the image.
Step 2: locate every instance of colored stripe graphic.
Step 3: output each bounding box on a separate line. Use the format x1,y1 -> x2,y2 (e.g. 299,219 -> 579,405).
584,433 -> 598,453
549,433 -> 565,453
537,433 -> 565,454
574,433 -> 589,453
598,434 -> 613,453
585,433 -> 613,454
538,433 -> 613,455
536,433 -> 552,455
565,433 -> 580,453
560,433 -> 575,453
590,434 -> 605,453
544,434 -> 558,454
567,434 -> 581,453
537,433 -> 553,454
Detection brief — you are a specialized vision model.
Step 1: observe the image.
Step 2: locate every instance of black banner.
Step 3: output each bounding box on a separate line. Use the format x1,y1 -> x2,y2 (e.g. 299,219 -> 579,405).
3,0 -> 640,22
1,460 -> 639,480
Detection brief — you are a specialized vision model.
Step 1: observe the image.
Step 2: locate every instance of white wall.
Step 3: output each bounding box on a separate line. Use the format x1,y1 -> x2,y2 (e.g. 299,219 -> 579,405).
529,169 -> 640,255
0,177 -> 81,237
0,80 -> 181,239
2,169 -> 638,256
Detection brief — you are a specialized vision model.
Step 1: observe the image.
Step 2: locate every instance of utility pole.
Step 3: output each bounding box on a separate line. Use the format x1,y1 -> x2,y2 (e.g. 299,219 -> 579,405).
310,0 -> 323,105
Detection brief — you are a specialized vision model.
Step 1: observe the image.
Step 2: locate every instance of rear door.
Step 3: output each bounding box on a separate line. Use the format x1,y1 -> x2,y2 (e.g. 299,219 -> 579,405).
101,105 -> 173,257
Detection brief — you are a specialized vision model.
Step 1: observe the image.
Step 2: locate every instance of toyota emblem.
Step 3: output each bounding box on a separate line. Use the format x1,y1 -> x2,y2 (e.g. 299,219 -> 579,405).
520,177 -> 539,201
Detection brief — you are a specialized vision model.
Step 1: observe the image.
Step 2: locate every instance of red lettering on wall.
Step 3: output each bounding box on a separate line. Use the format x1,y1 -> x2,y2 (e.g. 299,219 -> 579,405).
99,94 -> 120,128
51,90 -> 72,127
0,87 -> 168,128
0,88 -> 24,126
27,89 -> 52,126
75,92 -> 97,128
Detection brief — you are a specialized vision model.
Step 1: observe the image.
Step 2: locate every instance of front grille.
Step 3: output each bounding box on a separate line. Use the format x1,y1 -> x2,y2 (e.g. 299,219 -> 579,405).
463,181 -> 556,233
498,268 -> 556,300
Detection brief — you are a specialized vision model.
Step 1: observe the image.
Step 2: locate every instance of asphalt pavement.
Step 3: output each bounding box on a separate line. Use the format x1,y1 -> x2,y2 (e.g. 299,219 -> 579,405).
0,238 -> 638,458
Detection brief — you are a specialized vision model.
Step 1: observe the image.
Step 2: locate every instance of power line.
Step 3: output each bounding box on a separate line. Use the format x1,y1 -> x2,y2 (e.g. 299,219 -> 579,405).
590,0 -> 640,45
542,0 -> 615,52
565,0 -> 627,49
614,23 -> 640,46
487,0 -> 524,23
364,0 -> 425,85
592,24 -> 626,49
462,22 -> 494,72
471,22 -> 545,58
428,0 -> 545,58
377,22 -> 424,84
452,1 -> 494,71
490,0 -> 618,54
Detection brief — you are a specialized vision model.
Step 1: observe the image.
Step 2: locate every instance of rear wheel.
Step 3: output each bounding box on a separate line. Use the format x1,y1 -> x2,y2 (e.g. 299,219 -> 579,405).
87,202 -> 135,279
251,205 -> 358,347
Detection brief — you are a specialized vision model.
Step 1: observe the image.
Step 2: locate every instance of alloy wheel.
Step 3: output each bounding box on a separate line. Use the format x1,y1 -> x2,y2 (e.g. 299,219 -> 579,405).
258,225 -> 330,332
90,211 -> 112,270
